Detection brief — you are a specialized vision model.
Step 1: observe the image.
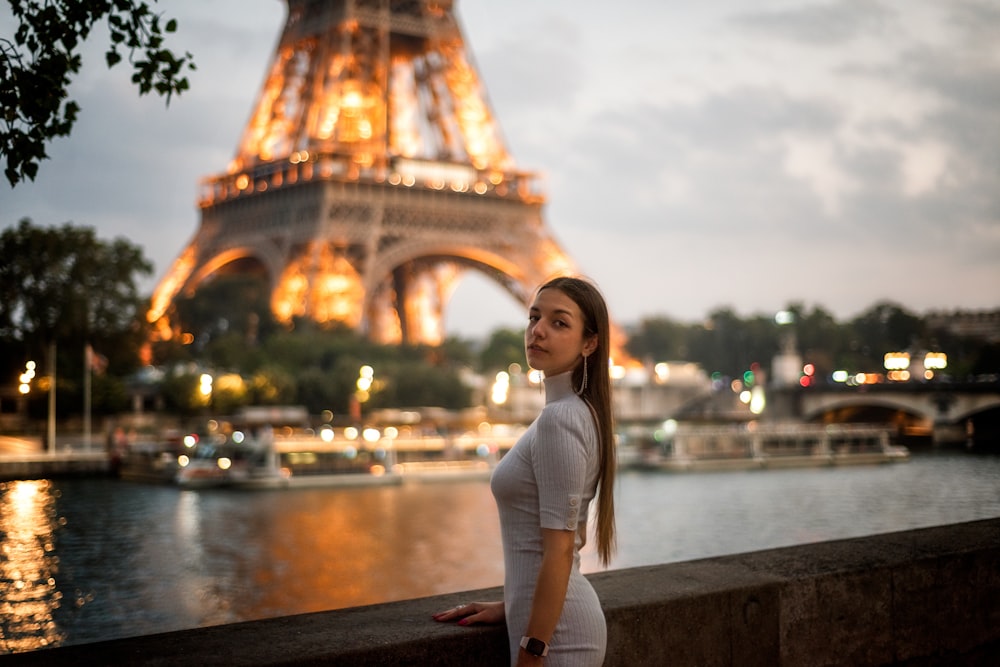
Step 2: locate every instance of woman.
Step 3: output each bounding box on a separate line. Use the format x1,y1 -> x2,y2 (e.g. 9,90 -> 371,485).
434,276 -> 617,666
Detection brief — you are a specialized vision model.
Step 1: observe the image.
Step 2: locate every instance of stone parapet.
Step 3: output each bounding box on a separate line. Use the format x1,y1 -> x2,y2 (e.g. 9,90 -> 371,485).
4,518 -> 998,666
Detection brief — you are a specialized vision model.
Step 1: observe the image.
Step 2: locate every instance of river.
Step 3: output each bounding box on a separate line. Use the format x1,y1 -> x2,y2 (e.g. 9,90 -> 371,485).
1,449 -> 999,654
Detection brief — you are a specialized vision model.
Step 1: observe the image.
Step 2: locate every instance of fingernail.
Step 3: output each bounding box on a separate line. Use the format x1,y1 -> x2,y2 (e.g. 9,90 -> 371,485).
457,618 -> 469,626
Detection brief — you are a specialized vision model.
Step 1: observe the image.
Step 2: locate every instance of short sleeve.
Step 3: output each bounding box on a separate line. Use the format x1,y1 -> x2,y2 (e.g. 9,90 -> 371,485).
531,402 -> 595,531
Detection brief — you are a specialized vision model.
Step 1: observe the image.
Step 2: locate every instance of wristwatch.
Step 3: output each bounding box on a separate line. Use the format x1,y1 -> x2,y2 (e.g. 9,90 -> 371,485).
520,636 -> 549,657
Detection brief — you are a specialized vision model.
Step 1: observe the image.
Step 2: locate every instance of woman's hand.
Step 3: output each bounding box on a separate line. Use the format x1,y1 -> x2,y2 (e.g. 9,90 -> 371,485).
432,600 -> 504,626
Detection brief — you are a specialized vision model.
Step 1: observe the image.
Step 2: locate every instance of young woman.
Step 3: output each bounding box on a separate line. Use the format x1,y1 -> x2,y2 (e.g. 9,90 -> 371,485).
434,276 -> 617,666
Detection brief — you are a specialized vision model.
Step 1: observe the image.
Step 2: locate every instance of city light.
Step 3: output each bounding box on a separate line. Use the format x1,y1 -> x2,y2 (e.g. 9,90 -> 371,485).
775,311 -> 795,325
491,371 -> 510,405
356,365 -> 374,403
884,352 -> 910,371
654,363 -> 670,384
924,352 -> 948,370
17,360 -> 35,394
199,373 -> 213,397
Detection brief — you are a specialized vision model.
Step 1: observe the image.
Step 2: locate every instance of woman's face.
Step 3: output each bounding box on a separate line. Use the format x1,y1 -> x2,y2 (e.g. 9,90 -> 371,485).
525,288 -> 597,377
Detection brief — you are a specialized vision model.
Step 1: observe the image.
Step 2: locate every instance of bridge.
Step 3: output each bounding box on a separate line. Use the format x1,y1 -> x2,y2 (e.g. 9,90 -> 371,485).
766,380 -> 1000,445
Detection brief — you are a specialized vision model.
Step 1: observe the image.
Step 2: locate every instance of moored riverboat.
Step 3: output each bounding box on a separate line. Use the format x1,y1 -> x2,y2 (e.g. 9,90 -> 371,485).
117,419 -> 521,489
625,422 -> 910,472
117,437 -> 233,488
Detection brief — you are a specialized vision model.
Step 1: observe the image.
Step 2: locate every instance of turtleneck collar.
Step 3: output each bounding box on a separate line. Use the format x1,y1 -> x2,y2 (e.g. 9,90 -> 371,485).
543,370 -> 576,404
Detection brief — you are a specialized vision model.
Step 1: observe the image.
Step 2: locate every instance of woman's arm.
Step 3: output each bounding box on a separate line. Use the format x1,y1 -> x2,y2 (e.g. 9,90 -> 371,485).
517,527 -> 576,666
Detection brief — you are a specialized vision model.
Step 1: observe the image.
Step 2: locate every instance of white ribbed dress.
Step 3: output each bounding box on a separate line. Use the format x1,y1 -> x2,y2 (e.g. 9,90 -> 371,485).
490,370 -> 607,666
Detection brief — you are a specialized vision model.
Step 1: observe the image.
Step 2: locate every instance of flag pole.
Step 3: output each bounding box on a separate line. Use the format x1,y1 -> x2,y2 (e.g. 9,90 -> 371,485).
47,341 -> 56,455
84,343 -> 92,450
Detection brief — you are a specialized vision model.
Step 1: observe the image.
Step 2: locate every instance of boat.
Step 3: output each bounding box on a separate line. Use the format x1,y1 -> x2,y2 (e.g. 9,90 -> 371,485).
116,415 -> 522,490
118,437 -> 233,488
116,441 -> 181,484
624,422 -> 910,472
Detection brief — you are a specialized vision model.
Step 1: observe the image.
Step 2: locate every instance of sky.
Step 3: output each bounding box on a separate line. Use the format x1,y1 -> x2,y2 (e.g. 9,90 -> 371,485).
3,0 -> 999,340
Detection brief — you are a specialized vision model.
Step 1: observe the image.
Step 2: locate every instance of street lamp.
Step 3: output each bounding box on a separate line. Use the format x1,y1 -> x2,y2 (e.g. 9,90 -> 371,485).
491,371 -> 510,406
356,365 -> 374,400
199,373 -> 213,410
352,365 -> 374,425
18,361 -> 35,395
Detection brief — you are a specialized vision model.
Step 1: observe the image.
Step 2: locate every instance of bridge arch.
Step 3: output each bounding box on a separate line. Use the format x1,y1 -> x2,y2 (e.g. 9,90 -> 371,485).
802,395 -> 936,423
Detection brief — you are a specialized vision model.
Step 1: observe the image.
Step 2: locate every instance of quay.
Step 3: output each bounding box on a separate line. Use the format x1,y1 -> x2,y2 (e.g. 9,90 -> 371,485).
0,436 -> 110,480
4,518 -> 997,666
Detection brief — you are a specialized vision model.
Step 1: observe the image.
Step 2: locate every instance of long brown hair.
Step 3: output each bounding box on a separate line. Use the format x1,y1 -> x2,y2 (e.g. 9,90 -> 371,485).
537,276 -> 616,566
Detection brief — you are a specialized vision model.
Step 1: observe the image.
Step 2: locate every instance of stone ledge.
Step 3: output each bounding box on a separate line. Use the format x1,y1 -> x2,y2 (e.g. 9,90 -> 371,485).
4,518 -> 999,666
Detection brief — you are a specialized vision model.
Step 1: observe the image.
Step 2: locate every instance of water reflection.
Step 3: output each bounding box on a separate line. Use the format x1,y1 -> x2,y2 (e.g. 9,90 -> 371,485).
0,480 -> 63,652
190,483 -> 505,618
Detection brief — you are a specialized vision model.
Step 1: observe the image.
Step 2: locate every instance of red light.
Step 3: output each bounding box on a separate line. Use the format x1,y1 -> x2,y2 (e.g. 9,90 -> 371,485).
799,376 -> 811,387
803,363 -> 815,376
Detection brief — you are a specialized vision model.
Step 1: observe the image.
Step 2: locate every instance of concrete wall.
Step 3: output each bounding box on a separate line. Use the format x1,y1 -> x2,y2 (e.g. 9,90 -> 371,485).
5,518 -> 998,666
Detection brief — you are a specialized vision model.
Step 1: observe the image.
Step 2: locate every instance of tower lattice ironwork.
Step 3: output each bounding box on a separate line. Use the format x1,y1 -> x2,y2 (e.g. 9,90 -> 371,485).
148,0 -> 577,345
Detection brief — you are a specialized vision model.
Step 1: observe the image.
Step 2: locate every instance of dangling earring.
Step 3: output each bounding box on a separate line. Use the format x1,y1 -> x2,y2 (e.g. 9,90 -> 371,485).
578,354 -> 588,394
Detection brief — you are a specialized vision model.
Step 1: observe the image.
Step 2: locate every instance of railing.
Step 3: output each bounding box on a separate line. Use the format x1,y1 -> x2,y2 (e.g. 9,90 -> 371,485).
198,153 -> 545,207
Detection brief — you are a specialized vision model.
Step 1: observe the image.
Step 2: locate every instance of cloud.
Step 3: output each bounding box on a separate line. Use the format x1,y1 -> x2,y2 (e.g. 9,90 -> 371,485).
730,0 -> 895,46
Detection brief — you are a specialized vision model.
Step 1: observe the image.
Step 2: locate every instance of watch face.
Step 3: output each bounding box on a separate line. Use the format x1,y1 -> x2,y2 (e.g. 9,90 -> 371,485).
524,637 -> 546,656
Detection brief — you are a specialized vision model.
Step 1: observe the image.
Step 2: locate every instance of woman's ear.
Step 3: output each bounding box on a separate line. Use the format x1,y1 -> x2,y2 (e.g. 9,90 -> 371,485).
583,335 -> 598,358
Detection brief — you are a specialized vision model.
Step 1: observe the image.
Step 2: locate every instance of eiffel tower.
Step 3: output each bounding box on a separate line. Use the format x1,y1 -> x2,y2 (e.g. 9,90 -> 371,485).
148,0 -> 577,345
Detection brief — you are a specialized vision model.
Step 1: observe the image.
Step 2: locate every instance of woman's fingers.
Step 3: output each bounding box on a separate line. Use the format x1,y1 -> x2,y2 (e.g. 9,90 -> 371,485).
432,603 -> 473,622
433,600 -> 504,625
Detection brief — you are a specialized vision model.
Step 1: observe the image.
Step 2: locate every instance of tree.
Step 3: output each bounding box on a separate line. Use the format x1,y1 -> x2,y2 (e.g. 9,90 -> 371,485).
625,316 -> 688,362
0,218 -> 153,365
848,301 -> 924,368
1,0 -> 195,186
478,328 -> 525,372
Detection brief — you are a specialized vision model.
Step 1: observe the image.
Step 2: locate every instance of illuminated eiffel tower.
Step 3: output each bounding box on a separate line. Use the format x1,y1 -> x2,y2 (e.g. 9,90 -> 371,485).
148,0 -> 576,345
